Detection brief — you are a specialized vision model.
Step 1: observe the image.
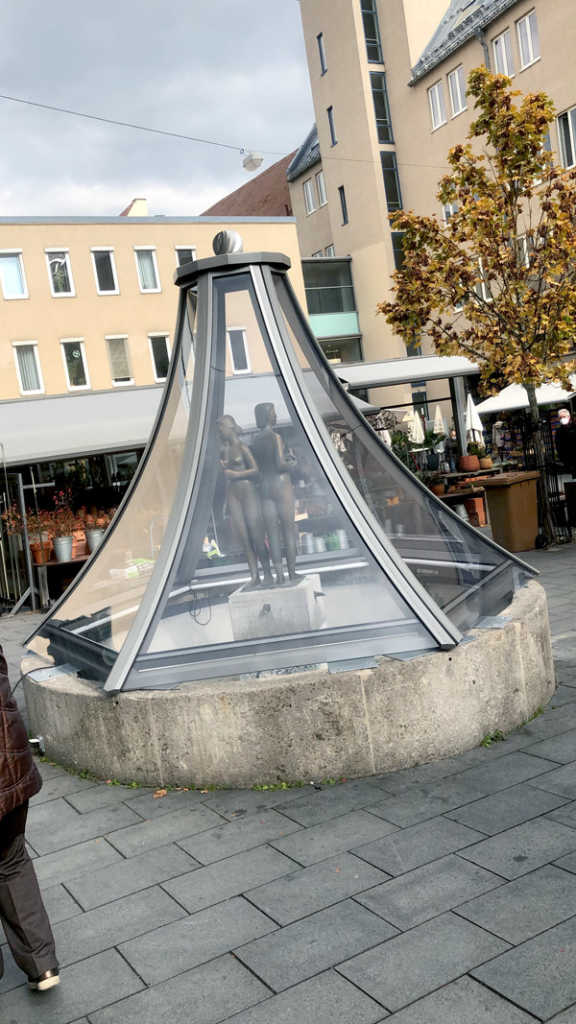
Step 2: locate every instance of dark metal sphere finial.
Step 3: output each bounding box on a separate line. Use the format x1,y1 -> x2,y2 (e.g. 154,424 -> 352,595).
213,230 -> 244,255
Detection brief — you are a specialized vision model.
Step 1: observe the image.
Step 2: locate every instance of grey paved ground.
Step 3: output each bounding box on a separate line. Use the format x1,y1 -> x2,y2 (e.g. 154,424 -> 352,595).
0,544 -> 575,1022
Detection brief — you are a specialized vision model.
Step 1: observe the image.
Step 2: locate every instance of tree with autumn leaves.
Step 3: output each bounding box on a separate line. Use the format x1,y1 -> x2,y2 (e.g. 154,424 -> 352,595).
379,67 -> 576,542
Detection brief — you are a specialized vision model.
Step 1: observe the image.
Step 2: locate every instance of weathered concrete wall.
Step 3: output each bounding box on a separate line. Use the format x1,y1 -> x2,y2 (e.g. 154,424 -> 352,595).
23,580 -> 554,788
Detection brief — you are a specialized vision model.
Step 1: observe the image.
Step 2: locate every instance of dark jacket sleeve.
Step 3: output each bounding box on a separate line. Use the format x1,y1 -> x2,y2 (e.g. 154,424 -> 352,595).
0,645 -> 42,821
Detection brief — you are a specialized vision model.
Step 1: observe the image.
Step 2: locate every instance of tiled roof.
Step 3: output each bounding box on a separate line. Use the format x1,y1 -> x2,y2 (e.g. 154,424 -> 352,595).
411,0 -> 519,81
286,125 -> 322,182
201,152 -> 296,217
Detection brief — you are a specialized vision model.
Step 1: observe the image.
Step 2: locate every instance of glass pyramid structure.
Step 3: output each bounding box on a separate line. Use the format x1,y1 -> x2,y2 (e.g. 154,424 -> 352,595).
28,241 -> 534,691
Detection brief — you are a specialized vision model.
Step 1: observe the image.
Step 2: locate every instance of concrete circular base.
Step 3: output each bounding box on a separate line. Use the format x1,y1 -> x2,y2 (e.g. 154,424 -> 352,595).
23,580 -> 554,788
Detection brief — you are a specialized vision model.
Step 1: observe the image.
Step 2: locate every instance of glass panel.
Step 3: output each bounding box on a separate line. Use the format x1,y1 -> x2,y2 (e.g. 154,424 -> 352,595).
316,171 -> 327,206
381,152 -> 402,211
371,71 -> 393,143
151,335 -> 170,379
140,274 -> 434,671
327,107 -> 337,145
137,250 -> 158,290
504,30 -> 515,74
228,329 -> 249,372
273,273 -> 518,630
46,300 -> 197,659
108,338 -> 131,382
529,12 -> 540,59
306,286 -> 356,315
303,179 -> 315,214
338,186 -> 348,224
49,252 -> 72,294
391,231 -> 405,270
361,0 -> 383,62
518,17 -> 530,65
16,346 -> 40,391
0,254 -> 25,297
317,32 -> 327,73
62,342 -> 87,387
177,249 -> 195,266
94,251 -> 116,292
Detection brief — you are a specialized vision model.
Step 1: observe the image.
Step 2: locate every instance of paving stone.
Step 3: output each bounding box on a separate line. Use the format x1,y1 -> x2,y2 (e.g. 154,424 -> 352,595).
54,885 -> 186,966
28,802 -> 142,855
37,761 -> 68,780
236,898 -> 397,993
106,805 -> 224,857
530,762 -> 576,799
202,787 -> 314,820
34,837 -> 123,888
89,955 -> 269,1024
43,882 -> 83,924
516,703 -> 576,742
247,852 -> 388,924
0,947 -> 26,994
524,729 -> 576,764
445,782 -> 568,834
456,864 -> 576,943
0,948 -> 143,1024
458,818 -> 576,879
354,816 -> 485,876
547,1005 -> 576,1023
125,788 -> 211,819
278,779 -> 389,826
377,757 -> 465,792
381,975 -> 537,1023
65,783 -> 146,813
548,800 -> 576,830
218,969 -> 387,1024
29,773 -> 101,805
120,896 -> 277,985
550,685 -> 576,706
178,808 -> 302,864
338,911 -> 509,1012
454,752 -> 560,793
355,854 -> 502,929
270,810 -> 398,866
162,845 -> 296,913
367,776 -> 490,828
472,915 -> 576,1020
27,795 -> 84,830
66,842 -> 199,910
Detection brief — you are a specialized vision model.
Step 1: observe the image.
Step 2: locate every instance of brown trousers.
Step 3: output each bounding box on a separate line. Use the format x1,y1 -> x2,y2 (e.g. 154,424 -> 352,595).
0,801 -> 58,980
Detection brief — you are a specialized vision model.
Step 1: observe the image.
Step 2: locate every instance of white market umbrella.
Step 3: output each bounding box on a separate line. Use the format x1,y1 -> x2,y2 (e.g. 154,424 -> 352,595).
433,404 -> 447,437
408,409 -> 425,444
465,393 -> 484,444
475,376 -> 576,415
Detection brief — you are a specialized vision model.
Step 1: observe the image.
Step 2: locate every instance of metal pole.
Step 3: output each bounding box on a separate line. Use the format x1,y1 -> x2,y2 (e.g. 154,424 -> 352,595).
450,376 -> 467,457
17,473 -> 36,611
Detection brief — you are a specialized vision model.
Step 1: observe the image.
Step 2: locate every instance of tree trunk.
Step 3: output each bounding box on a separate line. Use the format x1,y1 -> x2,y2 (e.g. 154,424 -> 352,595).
525,381 -> 555,546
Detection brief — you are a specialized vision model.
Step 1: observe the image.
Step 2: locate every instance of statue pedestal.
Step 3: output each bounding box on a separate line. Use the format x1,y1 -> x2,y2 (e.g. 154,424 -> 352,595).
229,573 -> 325,640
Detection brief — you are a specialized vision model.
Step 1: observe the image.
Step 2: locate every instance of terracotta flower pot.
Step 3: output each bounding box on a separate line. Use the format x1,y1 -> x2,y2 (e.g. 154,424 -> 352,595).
459,455 -> 480,472
479,456 -> 493,469
430,482 -> 446,496
30,540 -> 53,565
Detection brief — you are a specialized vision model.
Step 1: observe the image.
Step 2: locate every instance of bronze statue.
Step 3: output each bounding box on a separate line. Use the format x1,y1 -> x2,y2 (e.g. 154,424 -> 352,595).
217,415 -> 273,587
251,403 -> 298,584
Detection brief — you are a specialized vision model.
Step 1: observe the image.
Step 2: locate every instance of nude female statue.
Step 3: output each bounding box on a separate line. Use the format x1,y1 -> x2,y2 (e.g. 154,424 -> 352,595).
217,415 -> 273,587
250,403 -> 297,584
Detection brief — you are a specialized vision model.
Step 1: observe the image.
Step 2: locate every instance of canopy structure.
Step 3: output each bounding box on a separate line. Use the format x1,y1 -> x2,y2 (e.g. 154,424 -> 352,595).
337,355 -> 479,390
476,377 -> 576,416
28,241 -> 534,692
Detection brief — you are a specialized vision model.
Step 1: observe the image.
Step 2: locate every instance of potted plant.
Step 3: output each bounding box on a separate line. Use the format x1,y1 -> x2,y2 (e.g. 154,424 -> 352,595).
86,509 -> 113,553
459,442 -> 482,472
51,490 -> 76,562
26,509 -> 54,564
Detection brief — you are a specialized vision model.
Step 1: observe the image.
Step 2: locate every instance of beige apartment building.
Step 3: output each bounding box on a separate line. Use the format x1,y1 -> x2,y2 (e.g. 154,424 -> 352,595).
291,0 -> 573,408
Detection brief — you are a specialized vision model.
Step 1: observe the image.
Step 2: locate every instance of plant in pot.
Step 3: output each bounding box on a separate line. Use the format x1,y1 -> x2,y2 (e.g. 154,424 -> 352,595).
86,509 -> 113,554
459,442 -> 483,472
51,490 -> 76,562
26,508 -> 54,564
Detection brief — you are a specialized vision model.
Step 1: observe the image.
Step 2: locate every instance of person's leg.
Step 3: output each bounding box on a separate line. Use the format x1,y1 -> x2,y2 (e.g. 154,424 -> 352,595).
0,802 -> 59,986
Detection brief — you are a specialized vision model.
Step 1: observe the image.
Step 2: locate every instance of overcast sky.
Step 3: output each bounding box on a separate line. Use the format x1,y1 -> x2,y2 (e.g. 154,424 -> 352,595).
0,0 -> 313,216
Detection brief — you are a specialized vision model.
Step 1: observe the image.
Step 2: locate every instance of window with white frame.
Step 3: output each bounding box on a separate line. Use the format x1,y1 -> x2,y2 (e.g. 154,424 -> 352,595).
91,249 -> 118,294
106,336 -> 133,385
46,250 -> 74,296
149,334 -> 171,381
492,29 -> 514,76
61,339 -> 89,389
303,178 -> 316,215
448,66 -> 467,116
227,329 -> 250,374
311,250 -> 324,258
0,251 -> 28,299
428,81 -> 447,129
135,248 -> 160,292
517,10 -> 540,69
558,106 -> 576,168
443,201 -> 459,221
317,32 -> 327,74
316,170 -> 327,206
474,258 -> 491,303
325,244 -> 335,257
175,247 -> 196,266
13,343 -> 43,394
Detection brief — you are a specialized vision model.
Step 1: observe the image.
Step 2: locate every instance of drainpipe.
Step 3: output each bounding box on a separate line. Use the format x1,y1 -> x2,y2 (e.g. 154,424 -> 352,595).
475,26 -> 491,69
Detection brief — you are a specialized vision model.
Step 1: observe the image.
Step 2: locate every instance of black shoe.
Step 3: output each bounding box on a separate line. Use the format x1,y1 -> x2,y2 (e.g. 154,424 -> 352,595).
28,969 -> 60,992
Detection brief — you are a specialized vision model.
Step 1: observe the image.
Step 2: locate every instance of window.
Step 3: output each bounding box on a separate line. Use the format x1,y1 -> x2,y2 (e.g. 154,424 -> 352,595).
492,29 -> 514,76
316,170 -> 327,206
443,201 -> 459,221
391,231 -> 405,270
303,259 -> 356,315
325,244 -> 336,257
175,247 -> 196,266
107,336 -> 133,385
381,151 -> 402,211
303,178 -> 316,215
0,251 -> 28,299
135,248 -> 160,292
149,335 -> 171,381
13,343 -> 43,394
227,329 -> 250,374
406,336 -> 422,357
428,81 -> 447,129
327,106 -> 337,146
61,339 -> 89,389
46,250 -> 74,296
474,258 -> 491,303
517,10 -> 540,68
370,72 -> 393,143
361,0 -> 383,62
338,185 -> 349,225
91,249 -> 118,294
558,107 -> 576,168
311,250 -> 324,258
317,32 -> 327,74
448,66 -> 467,116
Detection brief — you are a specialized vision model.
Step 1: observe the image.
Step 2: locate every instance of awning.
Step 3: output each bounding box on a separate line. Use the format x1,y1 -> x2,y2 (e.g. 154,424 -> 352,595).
476,377 -> 576,415
338,355 -> 479,390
